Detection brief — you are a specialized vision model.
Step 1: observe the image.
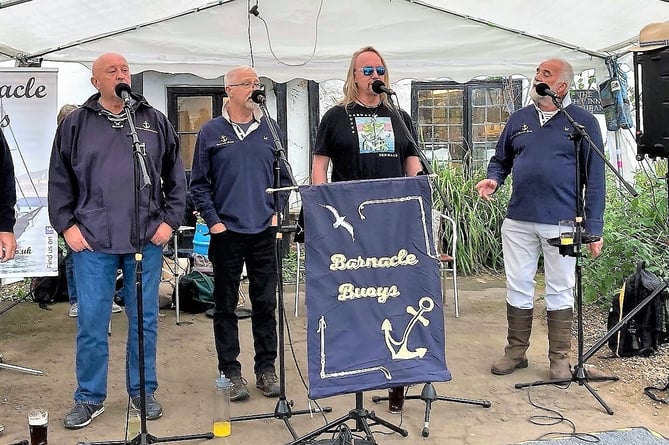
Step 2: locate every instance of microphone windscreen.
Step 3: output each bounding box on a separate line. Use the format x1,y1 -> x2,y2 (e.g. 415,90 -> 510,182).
371,80 -> 386,95
114,82 -> 132,97
535,83 -> 550,97
251,89 -> 266,104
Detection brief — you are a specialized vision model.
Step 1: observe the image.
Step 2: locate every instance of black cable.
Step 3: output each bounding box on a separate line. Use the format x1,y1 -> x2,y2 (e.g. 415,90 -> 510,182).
525,381 -> 600,443
644,379 -> 669,404
250,0 -> 324,67
247,0 -> 255,66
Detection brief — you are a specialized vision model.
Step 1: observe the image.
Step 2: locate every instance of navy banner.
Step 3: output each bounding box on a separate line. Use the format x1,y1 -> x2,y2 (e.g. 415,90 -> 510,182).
302,176 -> 450,400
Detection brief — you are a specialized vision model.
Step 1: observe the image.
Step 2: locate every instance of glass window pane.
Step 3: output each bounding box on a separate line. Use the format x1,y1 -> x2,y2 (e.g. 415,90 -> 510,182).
177,96 -> 213,170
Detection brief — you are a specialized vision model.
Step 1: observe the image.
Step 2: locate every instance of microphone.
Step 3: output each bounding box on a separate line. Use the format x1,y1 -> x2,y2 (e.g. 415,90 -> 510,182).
251,89 -> 266,104
371,80 -> 395,96
535,82 -> 559,99
114,82 -> 132,105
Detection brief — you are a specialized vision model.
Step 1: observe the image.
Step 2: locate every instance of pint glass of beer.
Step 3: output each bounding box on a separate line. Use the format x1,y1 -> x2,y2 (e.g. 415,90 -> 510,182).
27,409 -> 48,445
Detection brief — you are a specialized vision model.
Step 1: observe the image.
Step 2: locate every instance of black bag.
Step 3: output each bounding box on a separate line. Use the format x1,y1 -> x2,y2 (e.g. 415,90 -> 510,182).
172,270 -> 215,313
30,247 -> 69,306
607,261 -> 669,357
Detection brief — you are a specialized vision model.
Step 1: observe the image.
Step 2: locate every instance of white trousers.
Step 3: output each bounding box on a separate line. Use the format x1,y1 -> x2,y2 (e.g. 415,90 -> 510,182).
501,218 -> 575,311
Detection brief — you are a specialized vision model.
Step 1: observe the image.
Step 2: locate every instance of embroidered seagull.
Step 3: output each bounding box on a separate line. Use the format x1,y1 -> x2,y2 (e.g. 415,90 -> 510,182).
320,204 -> 355,241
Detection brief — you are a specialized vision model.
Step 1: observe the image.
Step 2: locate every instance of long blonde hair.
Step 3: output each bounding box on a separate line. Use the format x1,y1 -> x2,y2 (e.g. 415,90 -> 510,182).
339,46 -> 391,107
57,104 -> 79,125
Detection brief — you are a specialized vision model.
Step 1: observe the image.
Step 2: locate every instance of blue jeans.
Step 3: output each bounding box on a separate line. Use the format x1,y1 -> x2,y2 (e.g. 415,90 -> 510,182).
72,244 -> 162,404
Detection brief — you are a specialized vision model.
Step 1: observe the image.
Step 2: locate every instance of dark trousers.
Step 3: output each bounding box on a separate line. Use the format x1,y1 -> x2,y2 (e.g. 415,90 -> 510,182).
209,227 -> 278,376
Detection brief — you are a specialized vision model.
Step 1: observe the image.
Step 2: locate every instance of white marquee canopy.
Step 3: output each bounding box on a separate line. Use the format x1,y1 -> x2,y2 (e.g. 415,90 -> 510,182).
0,0 -> 666,82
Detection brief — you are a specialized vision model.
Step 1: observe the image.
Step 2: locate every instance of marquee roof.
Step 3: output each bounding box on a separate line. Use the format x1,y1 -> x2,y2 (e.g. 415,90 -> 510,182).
0,0 -> 666,81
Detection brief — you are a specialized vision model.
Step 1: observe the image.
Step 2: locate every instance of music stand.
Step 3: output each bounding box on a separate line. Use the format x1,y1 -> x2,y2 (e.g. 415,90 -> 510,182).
79,90 -> 212,445
381,91 -> 489,437
515,91 -> 637,415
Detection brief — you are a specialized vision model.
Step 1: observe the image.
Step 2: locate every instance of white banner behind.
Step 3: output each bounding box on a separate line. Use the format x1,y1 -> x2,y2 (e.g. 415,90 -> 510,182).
0,67 -> 58,278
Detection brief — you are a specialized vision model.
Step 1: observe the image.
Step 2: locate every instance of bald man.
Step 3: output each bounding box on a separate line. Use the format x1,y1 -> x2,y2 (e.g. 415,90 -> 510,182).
49,52 -> 186,429
475,58 -> 605,381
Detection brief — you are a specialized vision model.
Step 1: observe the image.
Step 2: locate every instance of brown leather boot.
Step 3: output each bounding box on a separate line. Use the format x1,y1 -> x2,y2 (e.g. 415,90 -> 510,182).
547,308 -> 574,380
491,303 -> 533,375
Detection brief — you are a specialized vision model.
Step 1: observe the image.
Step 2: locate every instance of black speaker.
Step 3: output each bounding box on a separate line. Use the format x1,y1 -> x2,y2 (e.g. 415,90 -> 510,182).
635,47 -> 669,159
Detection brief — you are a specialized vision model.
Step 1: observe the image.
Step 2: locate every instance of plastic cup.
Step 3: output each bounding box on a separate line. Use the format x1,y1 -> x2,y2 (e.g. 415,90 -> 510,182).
27,409 -> 48,445
559,220 -> 574,245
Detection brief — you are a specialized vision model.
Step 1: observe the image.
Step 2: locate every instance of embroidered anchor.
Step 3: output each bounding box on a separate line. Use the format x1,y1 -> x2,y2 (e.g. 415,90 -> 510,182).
381,297 -> 434,359
142,121 -> 151,129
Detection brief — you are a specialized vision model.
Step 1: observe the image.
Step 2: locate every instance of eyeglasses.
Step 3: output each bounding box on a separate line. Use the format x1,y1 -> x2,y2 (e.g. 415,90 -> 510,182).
357,66 -> 386,76
227,81 -> 263,89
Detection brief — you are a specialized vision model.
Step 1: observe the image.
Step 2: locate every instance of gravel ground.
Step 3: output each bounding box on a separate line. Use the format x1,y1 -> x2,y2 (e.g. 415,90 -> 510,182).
0,279 -> 31,303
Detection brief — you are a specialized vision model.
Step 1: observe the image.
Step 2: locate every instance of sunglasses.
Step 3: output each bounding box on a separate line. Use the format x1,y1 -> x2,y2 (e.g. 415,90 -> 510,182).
358,66 -> 386,76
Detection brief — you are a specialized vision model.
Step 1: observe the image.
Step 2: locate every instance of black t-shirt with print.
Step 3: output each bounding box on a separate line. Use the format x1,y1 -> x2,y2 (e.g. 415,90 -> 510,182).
314,102 -> 420,182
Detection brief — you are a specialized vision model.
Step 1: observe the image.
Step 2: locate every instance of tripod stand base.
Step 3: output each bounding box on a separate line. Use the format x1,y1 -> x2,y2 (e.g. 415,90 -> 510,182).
0,353 -> 43,375
286,391 -> 406,445
231,397 -> 333,439
515,367 -> 619,415
372,383 -> 491,437
78,431 -> 214,445
286,407 -> 408,445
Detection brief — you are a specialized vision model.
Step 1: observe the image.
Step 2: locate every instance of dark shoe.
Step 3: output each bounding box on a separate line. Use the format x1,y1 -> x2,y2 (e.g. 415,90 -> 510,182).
63,402 -> 105,429
256,370 -> 280,397
131,394 -> 163,420
229,375 -> 250,402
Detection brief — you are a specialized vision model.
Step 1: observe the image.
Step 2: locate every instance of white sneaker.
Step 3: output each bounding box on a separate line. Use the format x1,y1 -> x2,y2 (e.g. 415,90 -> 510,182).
68,303 -> 79,318
111,301 -> 123,313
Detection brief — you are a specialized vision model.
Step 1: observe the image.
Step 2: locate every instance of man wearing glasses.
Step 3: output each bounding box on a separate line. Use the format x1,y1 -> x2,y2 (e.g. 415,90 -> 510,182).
190,65 -> 291,402
311,46 -> 422,183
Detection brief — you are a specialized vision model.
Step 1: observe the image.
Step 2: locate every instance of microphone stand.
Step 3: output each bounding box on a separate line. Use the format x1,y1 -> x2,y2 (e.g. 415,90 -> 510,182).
375,94 -> 491,437
80,97 -> 213,445
515,94 -> 637,415
229,94 -> 331,439
385,94 -> 453,215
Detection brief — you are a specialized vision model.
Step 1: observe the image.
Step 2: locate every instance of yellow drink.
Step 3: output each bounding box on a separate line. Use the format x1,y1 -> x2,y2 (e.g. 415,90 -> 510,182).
213,420 -> 231,437
560,236 -> 574,245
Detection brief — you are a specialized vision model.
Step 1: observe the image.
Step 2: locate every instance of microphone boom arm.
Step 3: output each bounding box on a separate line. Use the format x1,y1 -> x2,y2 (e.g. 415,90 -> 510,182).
122,100 -> 152,189
386,96 -> 453,214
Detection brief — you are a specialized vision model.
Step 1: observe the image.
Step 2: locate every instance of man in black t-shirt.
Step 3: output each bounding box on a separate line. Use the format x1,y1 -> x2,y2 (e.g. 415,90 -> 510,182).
312,46 -> 421,183
310,46 -> 422,413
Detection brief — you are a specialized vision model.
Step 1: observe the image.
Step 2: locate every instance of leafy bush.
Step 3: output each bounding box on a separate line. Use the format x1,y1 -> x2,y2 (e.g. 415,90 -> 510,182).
583,162 -> 669,304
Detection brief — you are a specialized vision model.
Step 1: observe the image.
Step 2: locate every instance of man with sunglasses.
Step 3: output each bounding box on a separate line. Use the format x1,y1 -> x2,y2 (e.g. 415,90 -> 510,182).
190,65 -> 291,402
312,46 -> 422,183
310,46 -> 422,413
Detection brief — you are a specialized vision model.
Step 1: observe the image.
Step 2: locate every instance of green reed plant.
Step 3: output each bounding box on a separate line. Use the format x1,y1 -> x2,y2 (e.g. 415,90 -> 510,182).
432,163 -> 511,274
